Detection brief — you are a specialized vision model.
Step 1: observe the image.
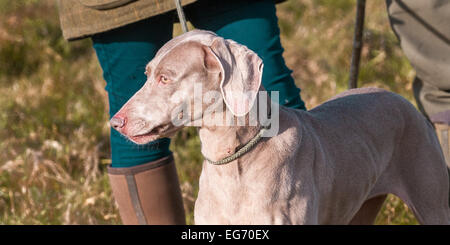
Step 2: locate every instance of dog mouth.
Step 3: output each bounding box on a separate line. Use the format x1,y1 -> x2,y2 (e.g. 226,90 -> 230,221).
129,123 -> 178,144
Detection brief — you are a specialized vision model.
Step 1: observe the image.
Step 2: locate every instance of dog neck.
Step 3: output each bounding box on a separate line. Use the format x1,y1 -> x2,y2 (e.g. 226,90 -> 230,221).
198,94 -> 271,165
198,112 -> 263,164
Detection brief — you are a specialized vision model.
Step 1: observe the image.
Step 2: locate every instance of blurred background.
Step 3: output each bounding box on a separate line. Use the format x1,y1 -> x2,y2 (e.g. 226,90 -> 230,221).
0,0 -> 418,224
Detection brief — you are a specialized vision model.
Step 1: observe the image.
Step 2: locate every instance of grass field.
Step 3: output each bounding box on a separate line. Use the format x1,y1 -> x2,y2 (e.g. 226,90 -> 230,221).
0,0 -> 419,224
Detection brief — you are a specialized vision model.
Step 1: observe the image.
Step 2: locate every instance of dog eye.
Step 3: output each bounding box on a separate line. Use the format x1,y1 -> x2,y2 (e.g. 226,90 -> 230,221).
159,75 -> 170,84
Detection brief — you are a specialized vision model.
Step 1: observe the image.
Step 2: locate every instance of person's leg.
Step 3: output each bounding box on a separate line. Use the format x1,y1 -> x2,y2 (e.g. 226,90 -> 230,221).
387,0 -> 450,167
93,15 -> 173,168
92,13 -> 185,224
387,0 -> 450,118
186,0 -> 306,110
413,77 -> 450,121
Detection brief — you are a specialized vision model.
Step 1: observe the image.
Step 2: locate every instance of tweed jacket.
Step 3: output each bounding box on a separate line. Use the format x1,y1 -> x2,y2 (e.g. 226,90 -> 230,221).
57,0 -> 285,41
57,0 -> 197,40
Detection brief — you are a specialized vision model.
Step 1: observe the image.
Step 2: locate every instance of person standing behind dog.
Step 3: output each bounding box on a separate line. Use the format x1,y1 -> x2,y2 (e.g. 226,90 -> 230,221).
56,0 -> 306,224
386,0 -> 450,167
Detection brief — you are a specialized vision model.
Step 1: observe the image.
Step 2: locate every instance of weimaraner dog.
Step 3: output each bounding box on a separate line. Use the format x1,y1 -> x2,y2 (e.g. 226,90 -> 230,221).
110,30 -> 450,224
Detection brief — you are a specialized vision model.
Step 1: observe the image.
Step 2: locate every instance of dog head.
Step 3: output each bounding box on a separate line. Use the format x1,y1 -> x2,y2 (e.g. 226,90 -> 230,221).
110,30 -> 264,144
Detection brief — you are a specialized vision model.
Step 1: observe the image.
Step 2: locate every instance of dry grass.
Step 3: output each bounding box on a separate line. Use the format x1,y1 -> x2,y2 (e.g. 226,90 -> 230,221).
0,0 -> 420,224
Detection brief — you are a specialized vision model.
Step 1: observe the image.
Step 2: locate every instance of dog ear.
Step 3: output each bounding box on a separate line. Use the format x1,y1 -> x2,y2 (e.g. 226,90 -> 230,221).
209,38 -> 263,117
202,45 -> 222,73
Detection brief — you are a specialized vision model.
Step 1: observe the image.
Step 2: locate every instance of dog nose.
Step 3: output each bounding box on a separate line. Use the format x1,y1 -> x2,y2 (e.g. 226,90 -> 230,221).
110,116 -> 126,129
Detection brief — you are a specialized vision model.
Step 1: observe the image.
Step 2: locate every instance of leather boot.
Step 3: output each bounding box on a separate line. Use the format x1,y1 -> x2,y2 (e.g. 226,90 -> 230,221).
107,154 -> 186,225
434,123 -> 450,168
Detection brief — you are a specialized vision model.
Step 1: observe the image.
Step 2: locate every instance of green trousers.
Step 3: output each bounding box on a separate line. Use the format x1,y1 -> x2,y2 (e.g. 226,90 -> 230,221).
92,0 -> 306,168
